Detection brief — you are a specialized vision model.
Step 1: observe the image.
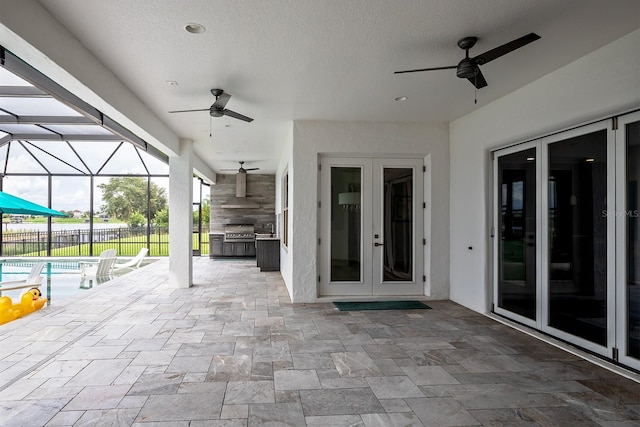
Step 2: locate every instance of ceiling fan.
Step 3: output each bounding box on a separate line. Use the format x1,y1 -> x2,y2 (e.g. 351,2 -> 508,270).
221,161 -> 260,174
168,88 -> 253,122
394,32 -> 540,89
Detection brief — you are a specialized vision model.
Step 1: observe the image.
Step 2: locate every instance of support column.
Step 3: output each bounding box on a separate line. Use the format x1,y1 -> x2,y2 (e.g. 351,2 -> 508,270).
169,139 -> 193,288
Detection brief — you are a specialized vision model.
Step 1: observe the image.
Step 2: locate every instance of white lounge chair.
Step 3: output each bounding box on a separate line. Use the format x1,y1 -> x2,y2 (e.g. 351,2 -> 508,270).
114,248 -> 148,270
80,249 -> 117,278
0,262 -> 44,293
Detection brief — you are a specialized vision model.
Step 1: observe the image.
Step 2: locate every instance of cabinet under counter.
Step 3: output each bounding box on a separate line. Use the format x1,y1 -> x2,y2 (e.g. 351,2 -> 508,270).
209,233 -> 256,258
256,238 -> 280,271
209,233 -> 224,257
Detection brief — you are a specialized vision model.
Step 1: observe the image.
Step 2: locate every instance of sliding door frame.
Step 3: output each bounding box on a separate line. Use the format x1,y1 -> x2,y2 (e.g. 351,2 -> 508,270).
493,111 -> 640,369
492,140 -> 541,329
493,117 -> 625,362
615,111 -> 640,371
539,120 -> 615,358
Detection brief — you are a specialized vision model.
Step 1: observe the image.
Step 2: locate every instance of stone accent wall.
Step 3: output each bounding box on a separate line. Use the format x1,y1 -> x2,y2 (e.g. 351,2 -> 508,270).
210,174 -> 276,234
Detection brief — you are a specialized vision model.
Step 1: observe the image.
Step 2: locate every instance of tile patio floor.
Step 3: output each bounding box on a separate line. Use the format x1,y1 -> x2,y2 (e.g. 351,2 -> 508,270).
0,257 -> 638,426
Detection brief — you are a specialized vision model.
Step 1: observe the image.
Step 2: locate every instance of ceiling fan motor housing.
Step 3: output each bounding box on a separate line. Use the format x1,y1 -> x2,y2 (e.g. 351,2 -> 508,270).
456,59 -> 477,79
209,106 -> 224,117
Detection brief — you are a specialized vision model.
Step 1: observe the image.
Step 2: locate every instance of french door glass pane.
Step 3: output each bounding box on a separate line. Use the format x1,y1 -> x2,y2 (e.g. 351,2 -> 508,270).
626,121 -> 639,359
498,149 -> 536,319
383,168 -> 413,281
548,130 -> 607,345
331,167 -> 361,281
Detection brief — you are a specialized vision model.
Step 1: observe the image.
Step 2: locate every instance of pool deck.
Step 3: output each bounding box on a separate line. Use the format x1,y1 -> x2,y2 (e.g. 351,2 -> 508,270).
0,257 -> 638,426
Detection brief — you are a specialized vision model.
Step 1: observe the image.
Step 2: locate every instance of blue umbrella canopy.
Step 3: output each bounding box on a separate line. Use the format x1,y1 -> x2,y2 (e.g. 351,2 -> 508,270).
0,191 -> 66,217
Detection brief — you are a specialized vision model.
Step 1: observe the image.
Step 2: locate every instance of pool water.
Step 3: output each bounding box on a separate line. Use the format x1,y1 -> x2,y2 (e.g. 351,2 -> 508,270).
0,258 -> 151,305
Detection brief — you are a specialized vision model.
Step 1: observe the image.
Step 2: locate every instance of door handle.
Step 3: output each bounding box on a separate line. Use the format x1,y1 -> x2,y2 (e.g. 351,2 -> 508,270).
374,242 -> 384,247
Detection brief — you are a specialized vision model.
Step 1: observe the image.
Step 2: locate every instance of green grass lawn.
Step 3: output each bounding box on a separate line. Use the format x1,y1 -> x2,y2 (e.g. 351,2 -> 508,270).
19,233 -> 209,257
21,217 -> 126,224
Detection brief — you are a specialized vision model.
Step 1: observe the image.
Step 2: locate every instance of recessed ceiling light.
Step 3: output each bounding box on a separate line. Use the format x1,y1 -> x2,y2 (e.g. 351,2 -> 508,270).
526,157 -> 535,161
394,96 -> 408,102
585,158 -> 595,162
185,23 -> 206,34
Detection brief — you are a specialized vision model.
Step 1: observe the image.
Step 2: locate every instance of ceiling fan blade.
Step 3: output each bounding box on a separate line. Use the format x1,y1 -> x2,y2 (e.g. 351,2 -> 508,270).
394,65 -> 457,74
168,108 -> 209,113
213,92 -> 231,109
473,32 -> 540,65
223,109 -> 254,122
244,168 -> 259,171
467,67 -> 488,89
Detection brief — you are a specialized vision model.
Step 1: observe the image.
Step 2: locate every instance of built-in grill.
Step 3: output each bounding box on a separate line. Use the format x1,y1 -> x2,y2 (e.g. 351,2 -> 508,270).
224,220 -> 256,242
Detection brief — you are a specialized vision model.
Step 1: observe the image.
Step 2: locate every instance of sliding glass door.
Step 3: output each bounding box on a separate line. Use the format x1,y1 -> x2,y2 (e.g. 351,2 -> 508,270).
494,112 -> 639,370
494,143 -> 538,327
541,123 -> 614,355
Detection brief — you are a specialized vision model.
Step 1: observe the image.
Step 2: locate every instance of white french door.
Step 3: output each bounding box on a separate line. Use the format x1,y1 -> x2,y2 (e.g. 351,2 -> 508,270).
319,157 -> 424,297
493,111 -> 640,371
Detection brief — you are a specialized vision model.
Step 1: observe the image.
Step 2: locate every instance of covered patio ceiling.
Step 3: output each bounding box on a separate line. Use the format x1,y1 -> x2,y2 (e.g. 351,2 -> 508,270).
23,0 -> 640,174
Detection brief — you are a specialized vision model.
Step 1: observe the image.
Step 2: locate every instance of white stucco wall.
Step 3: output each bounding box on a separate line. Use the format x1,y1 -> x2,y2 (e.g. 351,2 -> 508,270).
276,125 -> 294,297
449,30 -> 640,313
288,121 -> 450,303
169,139 -> 194,288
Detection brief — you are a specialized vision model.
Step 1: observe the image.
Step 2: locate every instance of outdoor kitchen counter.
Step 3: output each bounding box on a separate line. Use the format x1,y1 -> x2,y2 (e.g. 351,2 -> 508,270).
255,236 -> 280,271
209,233 -> 256,258
255,234 -> 279,240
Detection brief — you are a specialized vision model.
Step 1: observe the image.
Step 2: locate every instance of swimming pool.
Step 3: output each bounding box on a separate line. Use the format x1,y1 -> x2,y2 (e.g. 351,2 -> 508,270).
0,258 -> 153,305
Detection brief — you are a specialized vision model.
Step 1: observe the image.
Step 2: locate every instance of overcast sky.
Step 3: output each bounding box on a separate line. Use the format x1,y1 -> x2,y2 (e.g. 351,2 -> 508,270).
2,148 -> 171,213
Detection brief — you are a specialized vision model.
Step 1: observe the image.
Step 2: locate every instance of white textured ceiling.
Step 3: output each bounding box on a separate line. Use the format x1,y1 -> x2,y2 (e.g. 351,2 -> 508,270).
37,0 -> 640,173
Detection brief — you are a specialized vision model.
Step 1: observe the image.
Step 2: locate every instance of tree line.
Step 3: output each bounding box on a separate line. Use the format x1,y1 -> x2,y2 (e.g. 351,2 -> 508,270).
98,177 -> 209,227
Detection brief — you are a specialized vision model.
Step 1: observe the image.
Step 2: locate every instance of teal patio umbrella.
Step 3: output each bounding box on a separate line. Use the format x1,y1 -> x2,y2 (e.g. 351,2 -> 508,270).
0,191 -> 65,256
0,191 -> 66,217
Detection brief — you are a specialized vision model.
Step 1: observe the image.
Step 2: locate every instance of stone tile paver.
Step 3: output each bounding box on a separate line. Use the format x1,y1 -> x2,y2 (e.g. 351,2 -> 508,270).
274,369 -> 321,390
0,257 -> 636,426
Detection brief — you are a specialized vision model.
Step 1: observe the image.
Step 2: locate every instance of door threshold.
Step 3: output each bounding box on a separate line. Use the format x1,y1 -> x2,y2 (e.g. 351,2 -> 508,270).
486,313 -> 640,383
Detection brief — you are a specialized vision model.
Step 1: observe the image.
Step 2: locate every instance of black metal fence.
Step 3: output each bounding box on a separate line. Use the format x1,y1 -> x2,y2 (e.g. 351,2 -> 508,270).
0,226 -> 210,257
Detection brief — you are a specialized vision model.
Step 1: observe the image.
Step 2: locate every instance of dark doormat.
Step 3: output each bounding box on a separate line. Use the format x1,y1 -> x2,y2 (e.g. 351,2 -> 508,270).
334,300 -> 432,311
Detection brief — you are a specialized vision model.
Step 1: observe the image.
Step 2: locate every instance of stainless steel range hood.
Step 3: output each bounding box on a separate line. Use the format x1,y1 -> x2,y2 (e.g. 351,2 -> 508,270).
221,172 -> 260,209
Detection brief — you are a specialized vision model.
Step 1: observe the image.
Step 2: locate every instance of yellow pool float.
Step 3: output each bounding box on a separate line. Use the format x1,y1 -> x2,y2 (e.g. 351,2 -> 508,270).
0,288 -> 46,325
